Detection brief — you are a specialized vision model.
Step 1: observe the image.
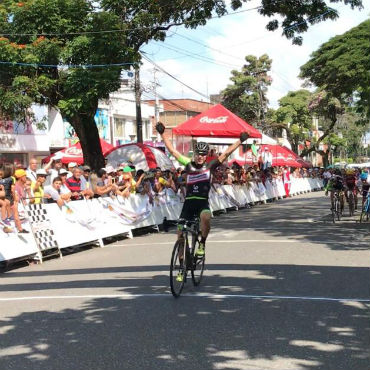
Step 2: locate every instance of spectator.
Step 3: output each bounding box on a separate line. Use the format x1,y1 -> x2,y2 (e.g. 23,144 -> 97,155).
67,162 -> 77,178
251,140 -> 260,165
92,168 -> 116,198
0,167 -> 12,225
44,157 -> 63,184
44,177 -> 65,207
24,177 -> 35,205
82,165 -> 92,190
66,167 -> 93,200
262,147 -> 273,170
26,157 -> 39,182
153,168 -> 168,193
31,169 -> 49,204
13,169 -> 29,233
116,171 -> 135,198
58,169 -> 72,201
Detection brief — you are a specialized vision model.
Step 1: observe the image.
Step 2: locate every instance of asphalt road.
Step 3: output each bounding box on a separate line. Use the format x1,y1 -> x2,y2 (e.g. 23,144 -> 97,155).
1,191 -> 369,370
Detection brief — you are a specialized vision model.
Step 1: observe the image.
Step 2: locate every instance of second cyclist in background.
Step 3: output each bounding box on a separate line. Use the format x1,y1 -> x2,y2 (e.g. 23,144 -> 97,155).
344,168 -> 358,211
325,169 -> 345,214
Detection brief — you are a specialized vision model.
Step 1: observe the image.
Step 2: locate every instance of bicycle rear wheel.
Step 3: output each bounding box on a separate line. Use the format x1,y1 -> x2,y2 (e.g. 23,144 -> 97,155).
191,235 -> 205,286
170,239 -> 187,298
348,192 -> 355,217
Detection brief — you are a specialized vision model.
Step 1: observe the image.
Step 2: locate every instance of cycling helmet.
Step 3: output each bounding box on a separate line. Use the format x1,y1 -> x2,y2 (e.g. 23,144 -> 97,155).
194,142 -> 210,155
345,168 -> 355,175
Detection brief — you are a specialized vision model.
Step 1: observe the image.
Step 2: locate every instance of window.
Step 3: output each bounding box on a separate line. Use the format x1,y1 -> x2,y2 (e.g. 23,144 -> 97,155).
114,117 -> 126,137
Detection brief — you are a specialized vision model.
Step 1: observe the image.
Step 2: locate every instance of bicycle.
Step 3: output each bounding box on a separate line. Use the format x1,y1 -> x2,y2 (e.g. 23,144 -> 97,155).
347,189 -> 356,217
170,218 -> 205,298
360,192 -> 370,223
331,191 -> 342,223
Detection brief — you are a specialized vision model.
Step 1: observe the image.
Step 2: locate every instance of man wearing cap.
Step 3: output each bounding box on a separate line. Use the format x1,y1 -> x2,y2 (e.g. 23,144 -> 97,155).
13,169 -> 29,233
31,169 -> 48,204
67,162 -> 77,178
58,169 -> 72,201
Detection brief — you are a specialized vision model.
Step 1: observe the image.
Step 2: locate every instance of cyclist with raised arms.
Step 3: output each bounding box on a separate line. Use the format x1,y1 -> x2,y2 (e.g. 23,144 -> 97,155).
156,122 -> 249,264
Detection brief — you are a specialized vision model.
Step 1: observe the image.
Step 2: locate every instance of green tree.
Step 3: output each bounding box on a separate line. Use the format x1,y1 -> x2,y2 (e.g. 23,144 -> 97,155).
0,0 -> 364,168
300,19 -> 370,117
221,54 -> 272,128
270,89 -> 313,153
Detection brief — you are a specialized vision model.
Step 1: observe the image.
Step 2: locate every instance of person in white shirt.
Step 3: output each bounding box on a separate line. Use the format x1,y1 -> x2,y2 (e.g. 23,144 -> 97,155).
26,157 -> 38,182
262,147 -> 273,170
44,177 -> 65,207
44,157 -> 64,184
58,169 -> 72,201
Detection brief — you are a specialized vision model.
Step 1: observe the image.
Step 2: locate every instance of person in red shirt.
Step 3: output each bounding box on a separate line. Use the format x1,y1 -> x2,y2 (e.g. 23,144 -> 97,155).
66,167 -> 93,200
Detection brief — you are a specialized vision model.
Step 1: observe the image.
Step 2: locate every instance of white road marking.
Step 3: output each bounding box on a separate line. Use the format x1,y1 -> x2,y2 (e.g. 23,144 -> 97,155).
109,239 -> 369,247
0,293 -> 369,303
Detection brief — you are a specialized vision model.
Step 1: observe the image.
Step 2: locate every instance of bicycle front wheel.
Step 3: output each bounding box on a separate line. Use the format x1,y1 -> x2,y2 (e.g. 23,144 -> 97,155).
191,236 -> 205,286
170,239 -> 186,298
335,199 -> 341,221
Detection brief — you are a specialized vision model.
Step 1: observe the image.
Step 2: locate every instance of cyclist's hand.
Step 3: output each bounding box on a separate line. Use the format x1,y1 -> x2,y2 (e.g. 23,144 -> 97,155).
240,132 -> 249,143
156,122 -> 165,135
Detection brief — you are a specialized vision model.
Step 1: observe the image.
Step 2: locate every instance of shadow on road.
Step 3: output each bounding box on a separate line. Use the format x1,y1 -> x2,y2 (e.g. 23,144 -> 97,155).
1,263 -> 369,370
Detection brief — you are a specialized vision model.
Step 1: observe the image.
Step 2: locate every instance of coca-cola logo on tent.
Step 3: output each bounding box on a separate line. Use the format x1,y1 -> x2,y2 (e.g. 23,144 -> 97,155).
200,116 -> 228,124
65,147 -> 83,156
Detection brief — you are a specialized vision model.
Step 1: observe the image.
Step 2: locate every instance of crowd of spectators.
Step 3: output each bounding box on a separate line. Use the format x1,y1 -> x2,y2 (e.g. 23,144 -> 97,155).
0,154 -> 324,233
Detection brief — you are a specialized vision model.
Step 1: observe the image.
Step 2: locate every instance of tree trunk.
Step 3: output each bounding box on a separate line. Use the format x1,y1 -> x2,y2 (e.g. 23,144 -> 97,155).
69,112 -> 105,171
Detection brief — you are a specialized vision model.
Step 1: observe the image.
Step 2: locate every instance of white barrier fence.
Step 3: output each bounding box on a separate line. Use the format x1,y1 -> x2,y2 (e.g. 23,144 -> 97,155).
0,177 -> 323,265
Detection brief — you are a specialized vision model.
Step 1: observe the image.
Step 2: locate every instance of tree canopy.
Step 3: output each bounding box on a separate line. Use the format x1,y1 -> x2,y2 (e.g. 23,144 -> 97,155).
221,54 -> 272,128
272,89 -> 313,153
0,0 -> 365,169
300,19 -> 370,117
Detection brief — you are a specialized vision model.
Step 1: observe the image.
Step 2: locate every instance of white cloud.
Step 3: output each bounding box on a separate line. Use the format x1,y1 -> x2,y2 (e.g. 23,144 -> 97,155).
141,1 -> 369,108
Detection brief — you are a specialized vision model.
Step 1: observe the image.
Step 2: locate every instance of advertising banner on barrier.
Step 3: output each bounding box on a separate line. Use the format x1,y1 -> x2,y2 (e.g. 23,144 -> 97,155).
25,204 -> 60,259
0,179 -> 323,264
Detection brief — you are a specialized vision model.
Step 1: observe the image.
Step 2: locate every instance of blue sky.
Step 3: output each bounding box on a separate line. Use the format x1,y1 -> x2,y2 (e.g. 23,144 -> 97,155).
140,0 -> 369,109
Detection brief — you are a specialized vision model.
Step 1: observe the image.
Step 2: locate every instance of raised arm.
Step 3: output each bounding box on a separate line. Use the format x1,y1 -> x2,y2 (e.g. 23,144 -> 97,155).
156,122 -> 183,162
218,132 -> 249,164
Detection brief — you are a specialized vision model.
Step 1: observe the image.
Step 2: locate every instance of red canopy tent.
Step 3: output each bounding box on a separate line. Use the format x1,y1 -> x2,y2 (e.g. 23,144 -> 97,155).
282,146 -> 312,168
173,104 -> 262,138
43,139 -> 114,165
229,145 -> 302,168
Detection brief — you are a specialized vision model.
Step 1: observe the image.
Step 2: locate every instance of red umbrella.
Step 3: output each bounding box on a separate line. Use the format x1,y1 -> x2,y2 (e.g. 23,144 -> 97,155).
43,139 -> 114,165
105,143 -> 174,171
173,104 -> 261,138
261,145 -> 302,168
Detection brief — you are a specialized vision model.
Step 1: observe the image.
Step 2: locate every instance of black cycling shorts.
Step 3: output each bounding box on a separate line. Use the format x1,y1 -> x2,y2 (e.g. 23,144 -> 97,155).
179,198 -> 211,221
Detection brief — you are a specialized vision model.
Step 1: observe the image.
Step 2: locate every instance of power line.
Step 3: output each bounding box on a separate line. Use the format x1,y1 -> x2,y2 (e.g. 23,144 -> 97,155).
142,54 -> 210,100
148,43 -> 239,69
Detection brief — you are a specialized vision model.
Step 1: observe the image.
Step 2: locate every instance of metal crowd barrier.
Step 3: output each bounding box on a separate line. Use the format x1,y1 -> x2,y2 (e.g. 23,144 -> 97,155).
0,178 -> 323,266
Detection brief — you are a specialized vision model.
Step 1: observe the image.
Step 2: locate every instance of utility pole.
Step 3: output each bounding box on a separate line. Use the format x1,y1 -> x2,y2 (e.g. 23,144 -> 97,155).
134,65 -> 143,143
153,68 -> 160,125
152,67 -> 161,141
